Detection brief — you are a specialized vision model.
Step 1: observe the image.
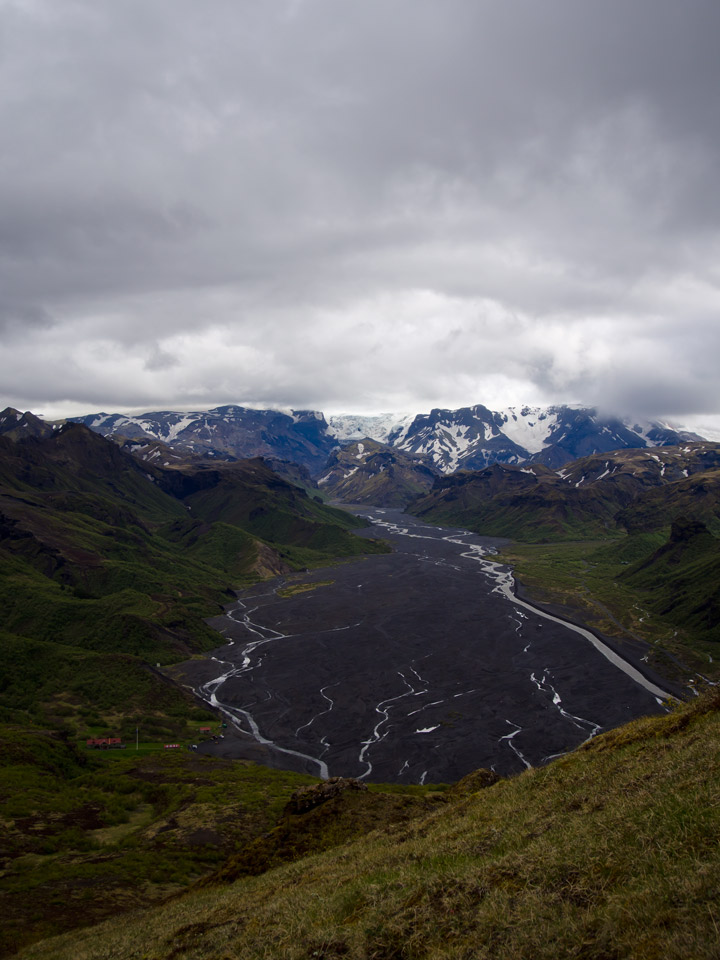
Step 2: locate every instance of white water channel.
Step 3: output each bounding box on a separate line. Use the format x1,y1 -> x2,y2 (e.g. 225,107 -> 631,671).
196,597 -> 331,778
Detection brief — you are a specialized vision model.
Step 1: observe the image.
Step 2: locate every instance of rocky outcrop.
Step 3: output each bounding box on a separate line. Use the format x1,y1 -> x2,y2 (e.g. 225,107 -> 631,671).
210,776 -> 445,884
0,407 -> 54,441
284,777 -> 368,815
447,768 -> 501,797
252,541 -> 293,578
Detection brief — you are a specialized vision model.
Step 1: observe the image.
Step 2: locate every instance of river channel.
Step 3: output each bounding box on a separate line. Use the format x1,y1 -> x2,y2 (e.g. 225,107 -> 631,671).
175,509 -> 675,783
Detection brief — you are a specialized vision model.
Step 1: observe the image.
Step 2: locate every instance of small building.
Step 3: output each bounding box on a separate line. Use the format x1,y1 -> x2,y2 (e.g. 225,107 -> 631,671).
86,737 -> 124,749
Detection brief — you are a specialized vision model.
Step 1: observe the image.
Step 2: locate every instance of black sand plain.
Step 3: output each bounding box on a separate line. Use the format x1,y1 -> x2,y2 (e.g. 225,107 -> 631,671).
175,510 -> 676,784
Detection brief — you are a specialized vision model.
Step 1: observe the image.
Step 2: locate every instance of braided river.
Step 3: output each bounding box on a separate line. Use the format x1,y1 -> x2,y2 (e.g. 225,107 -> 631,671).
175,509 -> 676,783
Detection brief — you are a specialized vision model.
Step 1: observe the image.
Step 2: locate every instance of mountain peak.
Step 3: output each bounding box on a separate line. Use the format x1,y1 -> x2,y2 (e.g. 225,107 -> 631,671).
0,407 -> 54,441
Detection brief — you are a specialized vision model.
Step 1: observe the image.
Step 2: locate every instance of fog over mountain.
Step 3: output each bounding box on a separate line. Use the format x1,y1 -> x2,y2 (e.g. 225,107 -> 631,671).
1,1 -> 719,436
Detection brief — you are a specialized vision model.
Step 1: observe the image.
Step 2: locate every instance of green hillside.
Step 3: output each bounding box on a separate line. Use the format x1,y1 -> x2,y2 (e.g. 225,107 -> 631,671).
15,690 -> 720,960
619,518 -> 720,642
0,723 -> 446,957
409,444 -> 720,542
0,724 -> 320,957
411,462 -> 612,540
177,459 -> 380,563
618,469 -> 720,535
0,425 -> 387,737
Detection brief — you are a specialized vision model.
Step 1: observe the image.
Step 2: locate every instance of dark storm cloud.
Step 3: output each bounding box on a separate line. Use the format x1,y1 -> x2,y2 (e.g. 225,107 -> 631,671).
0,298 -> 52,336
0,0 -> 718,431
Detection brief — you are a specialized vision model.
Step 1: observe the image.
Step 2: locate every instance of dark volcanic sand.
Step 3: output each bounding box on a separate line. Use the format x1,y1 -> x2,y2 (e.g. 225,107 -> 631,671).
175,509 -> 678,784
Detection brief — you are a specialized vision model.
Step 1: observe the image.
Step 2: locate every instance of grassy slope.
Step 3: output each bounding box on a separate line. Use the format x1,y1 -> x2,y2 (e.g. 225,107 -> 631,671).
0,725 -> 320,957
0,727 -> 445,958
179,461 -> 387,564
0,430 -> 387,735
409,464 -> 619,542
416,493 -> 613,542
618,520 -> 720,642
617,469 -> 720,537
18,691 -> 720,960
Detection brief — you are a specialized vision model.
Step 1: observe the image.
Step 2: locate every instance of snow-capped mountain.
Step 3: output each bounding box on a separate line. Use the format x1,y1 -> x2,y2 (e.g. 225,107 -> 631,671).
392,404 -> 528,472
64,403 -> 704,477
71,406 -> 336,474
391,405 -> 702,472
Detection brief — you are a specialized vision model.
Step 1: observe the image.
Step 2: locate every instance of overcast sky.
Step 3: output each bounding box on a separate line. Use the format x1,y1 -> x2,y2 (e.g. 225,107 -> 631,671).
1,0 -> 719,432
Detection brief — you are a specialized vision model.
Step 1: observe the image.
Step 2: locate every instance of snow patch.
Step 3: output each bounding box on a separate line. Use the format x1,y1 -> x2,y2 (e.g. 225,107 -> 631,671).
90,414 -> 112,428
328,413 -> 414,445
496,406 -> 557,454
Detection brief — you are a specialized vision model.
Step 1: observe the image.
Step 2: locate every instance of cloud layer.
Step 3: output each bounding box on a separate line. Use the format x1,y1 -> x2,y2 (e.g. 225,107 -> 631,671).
1,0 -> 719,427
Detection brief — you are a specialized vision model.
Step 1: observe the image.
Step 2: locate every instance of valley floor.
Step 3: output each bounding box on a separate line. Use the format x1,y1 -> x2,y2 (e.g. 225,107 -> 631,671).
174,510 -> 678,784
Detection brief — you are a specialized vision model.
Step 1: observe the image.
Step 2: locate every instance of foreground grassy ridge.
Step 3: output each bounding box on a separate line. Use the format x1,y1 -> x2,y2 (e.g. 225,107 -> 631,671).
0,728 -> 444,957
19,691 -> 720,960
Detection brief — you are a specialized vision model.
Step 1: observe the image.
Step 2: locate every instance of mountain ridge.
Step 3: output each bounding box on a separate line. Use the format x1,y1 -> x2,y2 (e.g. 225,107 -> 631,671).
409,441 -> 720,543
0,422 -> 388,730
1,402 -> 698,477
